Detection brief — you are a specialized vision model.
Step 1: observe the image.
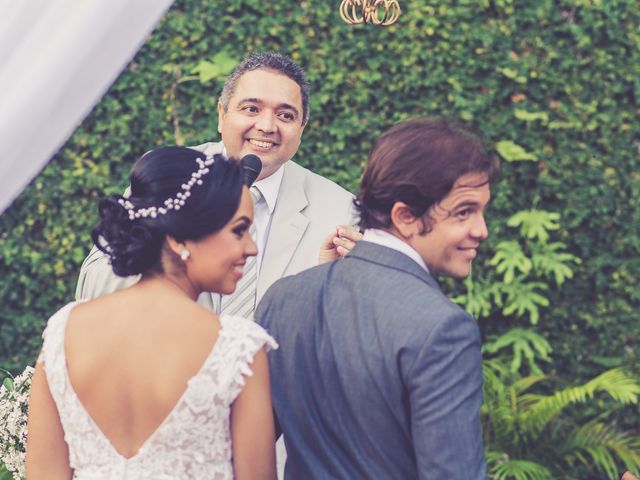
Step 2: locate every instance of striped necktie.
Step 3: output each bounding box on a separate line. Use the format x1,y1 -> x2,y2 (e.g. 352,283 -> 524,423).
220,186 -> 262,319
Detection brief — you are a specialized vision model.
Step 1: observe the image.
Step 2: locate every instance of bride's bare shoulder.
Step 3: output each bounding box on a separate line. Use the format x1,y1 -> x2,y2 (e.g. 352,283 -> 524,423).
67,288 -> 219,339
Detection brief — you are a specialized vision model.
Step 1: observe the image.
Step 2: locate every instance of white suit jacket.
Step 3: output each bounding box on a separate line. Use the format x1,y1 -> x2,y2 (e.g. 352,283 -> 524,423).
75,141 -> 356,307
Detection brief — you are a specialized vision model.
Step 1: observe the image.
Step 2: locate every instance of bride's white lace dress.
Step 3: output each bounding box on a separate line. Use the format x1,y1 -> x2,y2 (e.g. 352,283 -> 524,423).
38,301 -> 277,480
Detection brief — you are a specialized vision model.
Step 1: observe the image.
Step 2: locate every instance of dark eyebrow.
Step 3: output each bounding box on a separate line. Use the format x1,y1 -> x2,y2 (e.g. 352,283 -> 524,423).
237,97 -> 262,105
277,103 -> 300,117
237,97 -> 300,118
453,200 -> 480,208
451,198 -> 491,211
231,215 -> 251,226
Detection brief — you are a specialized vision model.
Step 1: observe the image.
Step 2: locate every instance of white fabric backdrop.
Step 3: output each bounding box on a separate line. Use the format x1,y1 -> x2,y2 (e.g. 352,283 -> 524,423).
0,0 -> 174,214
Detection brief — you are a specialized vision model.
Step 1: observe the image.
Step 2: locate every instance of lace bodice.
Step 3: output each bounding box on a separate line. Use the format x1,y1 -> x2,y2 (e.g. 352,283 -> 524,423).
38,301 -> 277,480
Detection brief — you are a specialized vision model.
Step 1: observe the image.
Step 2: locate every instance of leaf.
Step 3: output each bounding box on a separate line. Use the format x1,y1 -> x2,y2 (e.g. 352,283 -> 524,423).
191,51 -> 238,84
2,377 -> 13,391
489,457 -> 553,480
501,281 -> 549,324
489,240 -> 532,283
521,368 -> 640,436
496,140 -> 538,162
452,277 -> 501,319
563,420 -> 640,479
507,210 -> 560,243
591,355 -> 624,368
531,242 -> 581,285
484,328 -> 552,375
191,60 -> 220,83
497,67 -> 528,84
483,363 -> 640,478
548,119 -> 581,130
514,109 -> 549,124
210,51 -> 238,76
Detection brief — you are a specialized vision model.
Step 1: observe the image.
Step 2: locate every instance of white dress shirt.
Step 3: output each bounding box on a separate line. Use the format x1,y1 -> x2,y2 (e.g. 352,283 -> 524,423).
362,228 -> 430,274
211,164 -> 284,313
252,166 -> 284,275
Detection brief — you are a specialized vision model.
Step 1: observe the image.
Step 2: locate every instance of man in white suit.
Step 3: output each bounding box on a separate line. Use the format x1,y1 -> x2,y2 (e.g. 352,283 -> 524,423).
76,52 -> 359,310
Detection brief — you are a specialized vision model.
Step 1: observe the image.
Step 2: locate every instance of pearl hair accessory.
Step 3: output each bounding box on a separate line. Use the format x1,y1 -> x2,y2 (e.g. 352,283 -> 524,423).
118,153 -> 215,220
180,249 -> 190,261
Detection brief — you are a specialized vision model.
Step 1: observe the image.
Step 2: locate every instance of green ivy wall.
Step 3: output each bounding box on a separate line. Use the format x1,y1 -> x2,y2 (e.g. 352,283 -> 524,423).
1,0 -> 638,442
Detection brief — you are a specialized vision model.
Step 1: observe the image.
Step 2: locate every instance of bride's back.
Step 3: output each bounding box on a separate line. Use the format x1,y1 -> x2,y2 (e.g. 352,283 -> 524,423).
65,283 -> 220,458
27,147 -> 276,479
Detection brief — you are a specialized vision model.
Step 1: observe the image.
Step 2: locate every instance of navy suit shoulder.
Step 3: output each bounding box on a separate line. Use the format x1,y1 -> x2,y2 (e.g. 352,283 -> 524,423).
255,260 -> 330,331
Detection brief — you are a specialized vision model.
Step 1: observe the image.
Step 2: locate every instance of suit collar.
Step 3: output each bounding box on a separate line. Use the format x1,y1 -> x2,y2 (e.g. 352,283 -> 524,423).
347,241 -> 441,290
362,228 -> 430,274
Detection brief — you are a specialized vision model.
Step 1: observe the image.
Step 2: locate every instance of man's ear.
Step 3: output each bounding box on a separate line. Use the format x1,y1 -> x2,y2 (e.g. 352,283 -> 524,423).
390,202 -> 421,239
217,100 -> 225,134
165,236 -> 186,258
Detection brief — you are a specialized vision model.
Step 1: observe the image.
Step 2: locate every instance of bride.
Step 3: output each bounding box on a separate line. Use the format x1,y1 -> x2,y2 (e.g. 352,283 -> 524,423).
25,146 -> 277,479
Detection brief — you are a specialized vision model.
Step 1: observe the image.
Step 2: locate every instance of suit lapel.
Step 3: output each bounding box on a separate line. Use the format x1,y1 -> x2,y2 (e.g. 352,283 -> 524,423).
258,162 -> 309,300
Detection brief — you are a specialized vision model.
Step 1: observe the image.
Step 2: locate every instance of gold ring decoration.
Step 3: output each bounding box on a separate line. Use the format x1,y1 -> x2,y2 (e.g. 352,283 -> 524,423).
340,0 -> 401,26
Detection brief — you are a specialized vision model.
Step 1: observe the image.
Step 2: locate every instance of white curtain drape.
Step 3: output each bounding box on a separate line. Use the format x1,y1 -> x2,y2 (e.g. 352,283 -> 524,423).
0,0 -> 174,214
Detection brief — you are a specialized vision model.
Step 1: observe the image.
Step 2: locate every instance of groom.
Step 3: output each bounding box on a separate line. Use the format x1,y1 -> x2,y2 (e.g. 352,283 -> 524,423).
256,117 -> 499,479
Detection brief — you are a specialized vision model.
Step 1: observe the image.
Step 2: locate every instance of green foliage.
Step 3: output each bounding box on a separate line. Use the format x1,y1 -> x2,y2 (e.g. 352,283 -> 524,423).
2,0 -> 637,376
496,141 -> 538,162
460,209 -> 580,325
486,452 -> 553,480
483,361 -> 640,479
490,241 -> 532,283
484,329 -> 552,375
520,368 -> 640,436
507,211 -> 560,244
456,54 -> 638,474
0,0 -> 639,474
191,51 -> 238,83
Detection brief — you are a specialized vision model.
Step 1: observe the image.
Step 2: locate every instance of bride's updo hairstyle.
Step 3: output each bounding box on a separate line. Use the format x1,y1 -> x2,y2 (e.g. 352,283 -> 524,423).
92,146 -> 244,277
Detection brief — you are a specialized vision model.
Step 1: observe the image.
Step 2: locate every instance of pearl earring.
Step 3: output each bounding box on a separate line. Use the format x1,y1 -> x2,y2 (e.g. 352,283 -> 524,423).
180,249 -> 190,261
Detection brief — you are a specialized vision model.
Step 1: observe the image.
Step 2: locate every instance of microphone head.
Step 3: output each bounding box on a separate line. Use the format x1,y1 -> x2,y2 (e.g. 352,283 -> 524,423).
241,154 -> 262,186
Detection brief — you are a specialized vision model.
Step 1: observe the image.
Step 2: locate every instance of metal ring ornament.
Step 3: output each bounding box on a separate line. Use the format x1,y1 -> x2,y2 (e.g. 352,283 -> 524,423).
340,0 -> 363,25
340,0 -> 401,26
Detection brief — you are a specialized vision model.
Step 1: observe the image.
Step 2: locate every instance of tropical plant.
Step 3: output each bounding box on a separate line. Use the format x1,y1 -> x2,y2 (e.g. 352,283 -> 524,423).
461,209 -> 581,327
456,207 -> 640,478
483,360 -> 640,480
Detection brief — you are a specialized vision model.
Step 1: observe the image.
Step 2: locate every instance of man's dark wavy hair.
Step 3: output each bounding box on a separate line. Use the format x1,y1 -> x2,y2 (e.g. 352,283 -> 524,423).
355,117 -> 499,232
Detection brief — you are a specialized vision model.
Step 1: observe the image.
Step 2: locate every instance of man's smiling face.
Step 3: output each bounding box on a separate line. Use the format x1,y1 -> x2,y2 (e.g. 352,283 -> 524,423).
408,172 -> 491,278
217,68 -> 306,180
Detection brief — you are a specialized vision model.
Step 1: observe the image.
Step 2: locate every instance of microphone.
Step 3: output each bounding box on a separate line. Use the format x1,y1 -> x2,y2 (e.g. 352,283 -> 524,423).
241,154 -> 262,186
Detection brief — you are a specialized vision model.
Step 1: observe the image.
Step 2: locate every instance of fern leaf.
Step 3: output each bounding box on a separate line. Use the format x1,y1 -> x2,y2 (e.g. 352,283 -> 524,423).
562,419 -> 640,477
519,369 -> 640,435
488,454 -> 554,480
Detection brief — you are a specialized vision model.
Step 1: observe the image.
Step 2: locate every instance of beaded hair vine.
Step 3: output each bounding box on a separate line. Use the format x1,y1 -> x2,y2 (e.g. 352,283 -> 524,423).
118,153 -> 215,220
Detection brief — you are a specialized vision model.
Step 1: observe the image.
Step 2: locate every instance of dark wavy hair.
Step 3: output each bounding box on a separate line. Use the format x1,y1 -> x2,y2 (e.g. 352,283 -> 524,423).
92,146 -> 244,277
355,117 -> 500,232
